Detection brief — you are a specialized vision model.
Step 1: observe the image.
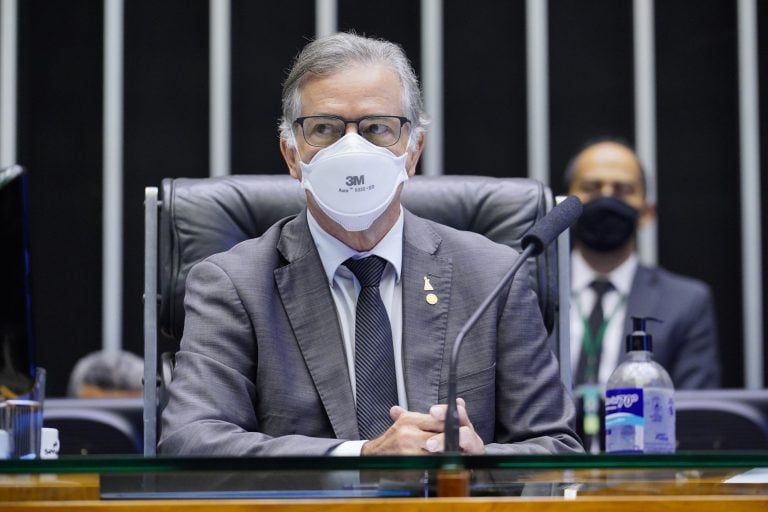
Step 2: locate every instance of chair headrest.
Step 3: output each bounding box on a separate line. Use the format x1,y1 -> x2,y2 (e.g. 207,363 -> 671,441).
159,175 -> 557,342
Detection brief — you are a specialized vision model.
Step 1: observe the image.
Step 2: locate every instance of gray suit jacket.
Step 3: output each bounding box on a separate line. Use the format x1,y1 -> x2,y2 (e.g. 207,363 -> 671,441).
159,209 -> 582,456
622,265 -> 721,389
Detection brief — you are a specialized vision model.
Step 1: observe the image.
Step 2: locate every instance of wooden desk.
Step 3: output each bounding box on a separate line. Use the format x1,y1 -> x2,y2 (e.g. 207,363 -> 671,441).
0,473 -> 99,501
2,496 -> 768,512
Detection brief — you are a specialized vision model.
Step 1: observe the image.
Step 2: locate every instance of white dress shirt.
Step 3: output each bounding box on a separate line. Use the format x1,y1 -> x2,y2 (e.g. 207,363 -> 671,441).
570,249 -> 638,385
307,208 -> 406,454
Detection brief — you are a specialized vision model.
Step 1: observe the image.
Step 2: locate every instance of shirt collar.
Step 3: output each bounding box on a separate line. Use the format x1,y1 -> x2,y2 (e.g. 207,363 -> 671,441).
307,207 -> 404,285
572,249 -> 638,297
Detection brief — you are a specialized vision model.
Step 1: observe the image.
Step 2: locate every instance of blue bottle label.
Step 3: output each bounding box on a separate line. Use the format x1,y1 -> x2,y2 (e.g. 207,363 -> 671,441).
605,388 -> 644,453
605,387 -> 676,453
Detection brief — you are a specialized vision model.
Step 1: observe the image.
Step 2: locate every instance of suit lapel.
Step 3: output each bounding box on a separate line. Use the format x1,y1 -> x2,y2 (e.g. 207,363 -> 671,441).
401,211 -> 452,413
274,212 -> 359,440
624,265 -> 658,333
624,265 -> 675,364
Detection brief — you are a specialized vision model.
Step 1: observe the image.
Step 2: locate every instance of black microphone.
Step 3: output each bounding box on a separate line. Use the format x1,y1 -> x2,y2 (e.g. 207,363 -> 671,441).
521,195 -> 583,255
443,195 -> 582,454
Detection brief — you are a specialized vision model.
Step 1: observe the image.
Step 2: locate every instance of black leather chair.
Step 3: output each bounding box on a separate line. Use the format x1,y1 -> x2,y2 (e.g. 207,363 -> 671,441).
44,406 -> 142,455
675,389 -> 768,450
143,174 -> 565,455
44,398 -> 144,455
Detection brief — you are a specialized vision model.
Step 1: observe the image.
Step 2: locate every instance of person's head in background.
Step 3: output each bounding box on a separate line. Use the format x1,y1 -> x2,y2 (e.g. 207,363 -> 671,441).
67,350 -> 143,398
565,138 -> 656,274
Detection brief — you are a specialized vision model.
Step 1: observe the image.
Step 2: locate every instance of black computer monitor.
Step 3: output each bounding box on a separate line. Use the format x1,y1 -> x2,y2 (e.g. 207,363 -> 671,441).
0,165 -> 36,397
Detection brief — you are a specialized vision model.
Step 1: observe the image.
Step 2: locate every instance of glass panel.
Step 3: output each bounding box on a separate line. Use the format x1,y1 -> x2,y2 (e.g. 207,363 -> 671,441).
1,454 -> 767,500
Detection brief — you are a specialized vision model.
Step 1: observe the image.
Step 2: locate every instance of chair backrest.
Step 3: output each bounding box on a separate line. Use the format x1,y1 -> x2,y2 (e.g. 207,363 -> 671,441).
675,389 -> 768,450
157,174 -> 557,343
44,407 -> 143,455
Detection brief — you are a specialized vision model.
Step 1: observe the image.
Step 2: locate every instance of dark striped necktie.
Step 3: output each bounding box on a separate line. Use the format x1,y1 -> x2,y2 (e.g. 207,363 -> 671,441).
344,255 -> 398,439
576,279 -> 615,385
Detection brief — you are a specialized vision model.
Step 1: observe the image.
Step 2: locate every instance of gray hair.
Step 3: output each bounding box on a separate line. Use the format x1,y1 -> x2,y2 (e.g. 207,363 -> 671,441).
279,32 -> 428,148
67,350 -> 144,397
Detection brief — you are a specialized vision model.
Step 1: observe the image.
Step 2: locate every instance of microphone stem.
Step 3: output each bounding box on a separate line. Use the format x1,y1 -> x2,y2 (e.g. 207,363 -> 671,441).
444,244 -> 537,454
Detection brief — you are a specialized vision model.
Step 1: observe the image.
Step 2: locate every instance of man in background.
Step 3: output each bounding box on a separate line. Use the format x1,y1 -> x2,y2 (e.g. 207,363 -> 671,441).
566,139 -> 721,450
566,139 -> 720,390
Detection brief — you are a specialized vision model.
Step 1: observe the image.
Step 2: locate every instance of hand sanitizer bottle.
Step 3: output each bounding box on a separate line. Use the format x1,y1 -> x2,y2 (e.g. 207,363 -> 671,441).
605,316 -> 675,453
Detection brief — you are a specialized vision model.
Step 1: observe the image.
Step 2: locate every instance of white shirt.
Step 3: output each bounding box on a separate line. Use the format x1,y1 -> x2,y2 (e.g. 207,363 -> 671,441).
307,208 -> 406,455
570,249 -> 638,385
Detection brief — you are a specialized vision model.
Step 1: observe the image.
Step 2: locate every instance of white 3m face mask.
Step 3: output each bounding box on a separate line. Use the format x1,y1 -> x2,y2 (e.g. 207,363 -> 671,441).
299,133 -> 409,232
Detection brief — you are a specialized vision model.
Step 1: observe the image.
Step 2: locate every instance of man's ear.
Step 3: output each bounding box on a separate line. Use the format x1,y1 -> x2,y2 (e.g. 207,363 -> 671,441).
638,201 -> 656,228
405,132 -> 426,177
280,137 -> 302,180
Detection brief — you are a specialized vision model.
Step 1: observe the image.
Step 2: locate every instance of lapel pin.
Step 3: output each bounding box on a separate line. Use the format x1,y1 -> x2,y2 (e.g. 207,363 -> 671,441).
426,293 -> 438,305
423,276 -> 434,291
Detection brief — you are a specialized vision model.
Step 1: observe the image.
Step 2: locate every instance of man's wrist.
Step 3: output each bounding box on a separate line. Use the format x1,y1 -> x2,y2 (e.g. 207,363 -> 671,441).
329,440 -> 367,456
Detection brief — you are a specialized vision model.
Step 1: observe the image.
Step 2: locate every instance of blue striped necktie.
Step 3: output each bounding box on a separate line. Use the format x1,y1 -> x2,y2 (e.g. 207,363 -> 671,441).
344,255 -> 398,439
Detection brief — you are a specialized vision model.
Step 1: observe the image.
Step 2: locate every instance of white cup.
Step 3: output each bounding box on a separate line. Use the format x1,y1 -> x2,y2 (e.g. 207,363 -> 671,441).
40,427 -> 59,459
0,430 -> 9,459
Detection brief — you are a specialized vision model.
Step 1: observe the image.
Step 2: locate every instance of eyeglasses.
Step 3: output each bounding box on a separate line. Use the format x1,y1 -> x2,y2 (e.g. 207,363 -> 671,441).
293,115 -> 411,148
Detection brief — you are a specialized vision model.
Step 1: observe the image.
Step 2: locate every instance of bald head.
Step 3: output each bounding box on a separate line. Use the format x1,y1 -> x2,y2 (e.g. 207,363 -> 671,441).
566,141 -> 647,211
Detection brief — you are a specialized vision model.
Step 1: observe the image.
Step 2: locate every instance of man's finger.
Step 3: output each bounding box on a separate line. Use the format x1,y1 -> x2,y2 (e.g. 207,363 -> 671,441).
390,405 -> 406,421
456,400 -> 474,428
405,410 -> 445,432
391,408 -> 445,433
425,427 -> 484,454
429,404 -> 447,421
430,399 -> 474,427
459,425 -> 485,454
425,433 -> 443,453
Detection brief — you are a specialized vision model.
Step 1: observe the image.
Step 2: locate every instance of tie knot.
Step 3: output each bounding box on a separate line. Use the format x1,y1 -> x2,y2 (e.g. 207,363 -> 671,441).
344,256 -> 387,288
590,279 -> 614,298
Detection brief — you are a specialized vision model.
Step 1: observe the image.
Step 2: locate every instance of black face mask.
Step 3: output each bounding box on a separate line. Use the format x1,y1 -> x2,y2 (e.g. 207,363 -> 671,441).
573,196 -> 639,252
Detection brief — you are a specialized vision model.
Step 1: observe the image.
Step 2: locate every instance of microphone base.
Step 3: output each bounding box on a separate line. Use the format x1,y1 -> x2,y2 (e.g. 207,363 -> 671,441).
437,467 -> 470,497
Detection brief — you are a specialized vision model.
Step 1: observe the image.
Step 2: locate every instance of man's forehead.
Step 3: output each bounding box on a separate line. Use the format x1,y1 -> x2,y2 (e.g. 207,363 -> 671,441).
298,63 -> 403,113
574,143 -> 642,184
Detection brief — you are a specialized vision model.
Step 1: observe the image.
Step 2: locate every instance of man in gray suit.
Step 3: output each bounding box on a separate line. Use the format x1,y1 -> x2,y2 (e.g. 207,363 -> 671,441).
160,33 -> 582,456
566,139 -> 721,390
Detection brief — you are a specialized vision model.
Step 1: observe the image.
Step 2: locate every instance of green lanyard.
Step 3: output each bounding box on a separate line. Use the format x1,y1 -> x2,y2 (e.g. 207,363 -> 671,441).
575,291 -> 626,383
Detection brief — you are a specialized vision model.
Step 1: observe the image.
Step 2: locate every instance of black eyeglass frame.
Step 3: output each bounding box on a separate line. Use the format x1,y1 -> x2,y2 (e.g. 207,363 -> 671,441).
293,115 -> 412,148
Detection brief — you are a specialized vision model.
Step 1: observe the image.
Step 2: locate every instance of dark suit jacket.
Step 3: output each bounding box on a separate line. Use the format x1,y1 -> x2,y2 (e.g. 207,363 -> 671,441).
623,265 -> 721,389
159,209 -> 582,456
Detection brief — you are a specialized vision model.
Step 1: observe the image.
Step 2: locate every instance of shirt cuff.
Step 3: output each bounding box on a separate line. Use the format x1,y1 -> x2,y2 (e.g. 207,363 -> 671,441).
329,440 -> 367,456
